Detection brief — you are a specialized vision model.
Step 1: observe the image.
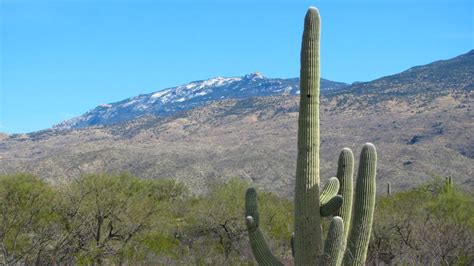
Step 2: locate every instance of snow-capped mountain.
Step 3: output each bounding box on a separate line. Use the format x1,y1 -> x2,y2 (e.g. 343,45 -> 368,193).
54,72 -> 347,130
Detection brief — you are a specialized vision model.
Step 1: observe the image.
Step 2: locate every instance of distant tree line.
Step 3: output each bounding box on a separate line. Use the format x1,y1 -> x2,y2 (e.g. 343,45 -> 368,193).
0,174 -> 472,265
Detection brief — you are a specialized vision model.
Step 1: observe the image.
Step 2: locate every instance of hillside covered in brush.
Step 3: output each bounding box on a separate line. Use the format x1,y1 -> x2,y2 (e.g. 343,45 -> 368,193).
1,50 -> 472,195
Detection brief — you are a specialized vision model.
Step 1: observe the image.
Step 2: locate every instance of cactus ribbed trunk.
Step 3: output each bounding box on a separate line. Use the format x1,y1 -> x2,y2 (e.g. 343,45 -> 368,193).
323,217 -> 344,266
244,7 -> 378,266
343,144 -> 377,265
335,148 -> 354,265
320,177 -> 340,205
294,7 -> 322,264
245,188 -> 283,266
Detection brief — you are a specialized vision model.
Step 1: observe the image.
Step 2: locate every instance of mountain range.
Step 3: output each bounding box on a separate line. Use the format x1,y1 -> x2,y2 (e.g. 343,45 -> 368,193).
54,72 -> 347,130
1,50 -> 473,196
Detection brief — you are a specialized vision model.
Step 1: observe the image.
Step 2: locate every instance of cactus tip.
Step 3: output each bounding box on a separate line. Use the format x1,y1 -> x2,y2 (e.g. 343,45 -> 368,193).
245,216 -> 254,226
246,187 -> 257,196
364,142 -> 375,148
306,6 -> 320,20
333,216 -> 343,222
362,143 -> 377,153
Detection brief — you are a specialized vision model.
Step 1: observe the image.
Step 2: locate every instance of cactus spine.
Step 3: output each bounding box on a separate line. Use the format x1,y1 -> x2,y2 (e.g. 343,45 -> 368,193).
244,7 -> 377,266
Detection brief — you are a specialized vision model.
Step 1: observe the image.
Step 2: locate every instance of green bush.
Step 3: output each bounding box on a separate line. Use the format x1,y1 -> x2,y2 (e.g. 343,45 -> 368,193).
369,178 -> 474,265
1,174 -> 471,265
175,178 -> 292,264
0,174 -> 58,265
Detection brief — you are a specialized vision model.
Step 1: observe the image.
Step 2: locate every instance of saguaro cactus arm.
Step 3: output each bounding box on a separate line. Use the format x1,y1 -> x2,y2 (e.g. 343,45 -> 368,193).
334,147 -> 354,265
320,177 -> 343,217
343,143 -> 377,266
323,216 -> 344,266
320,177 -> 340,205
320,195 -> 343,217
245,188 -> 283,266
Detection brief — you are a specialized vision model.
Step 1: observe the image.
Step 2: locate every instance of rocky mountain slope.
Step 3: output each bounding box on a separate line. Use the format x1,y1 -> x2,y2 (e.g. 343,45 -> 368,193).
54,72 -> 347,129
1,50 -> 472,196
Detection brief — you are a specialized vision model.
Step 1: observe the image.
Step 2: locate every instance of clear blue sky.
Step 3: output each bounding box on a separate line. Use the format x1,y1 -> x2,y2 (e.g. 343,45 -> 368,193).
1,0 -> 472,133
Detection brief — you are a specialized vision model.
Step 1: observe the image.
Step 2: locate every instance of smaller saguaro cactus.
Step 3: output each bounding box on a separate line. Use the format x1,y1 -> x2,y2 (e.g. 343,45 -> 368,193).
387,182 -> 391,196
444,176 -> 454,191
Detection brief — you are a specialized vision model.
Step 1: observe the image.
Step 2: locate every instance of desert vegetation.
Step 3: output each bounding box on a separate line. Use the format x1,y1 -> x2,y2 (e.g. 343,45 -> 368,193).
0,173 -> 472,265
1,4 -> 472,266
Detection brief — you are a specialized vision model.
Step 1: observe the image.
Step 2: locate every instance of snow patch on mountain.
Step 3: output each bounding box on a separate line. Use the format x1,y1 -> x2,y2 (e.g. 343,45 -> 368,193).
151,90 -> 170,99
54,72 -> 347,130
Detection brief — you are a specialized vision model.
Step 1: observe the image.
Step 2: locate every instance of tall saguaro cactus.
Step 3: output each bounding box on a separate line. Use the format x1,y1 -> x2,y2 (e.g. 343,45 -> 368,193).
294,6 -> 323,264
244,7 -> 378,266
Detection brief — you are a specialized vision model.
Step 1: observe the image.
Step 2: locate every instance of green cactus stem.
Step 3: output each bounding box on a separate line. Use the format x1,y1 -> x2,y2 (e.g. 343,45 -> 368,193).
323,216 -> 344,266
294,7 -> 322,264
334,147 -> 354,265
291,233 -> 295,257
244,7 -> 378,266
343,143 -> 377,265
445,176 -> 453,191
320,177 -> 342,217
245,188 -> 283,266
320,195 -> 344,217
320,177 -> 340,205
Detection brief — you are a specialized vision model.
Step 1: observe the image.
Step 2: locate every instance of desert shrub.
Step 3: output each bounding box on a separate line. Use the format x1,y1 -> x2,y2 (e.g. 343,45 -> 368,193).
369,179 -> 474,265
0,173 -> 187,265
55,173 -> 187,264
0,174 -> 58,265
2,173 -> 471,265
175,178 -> 293,265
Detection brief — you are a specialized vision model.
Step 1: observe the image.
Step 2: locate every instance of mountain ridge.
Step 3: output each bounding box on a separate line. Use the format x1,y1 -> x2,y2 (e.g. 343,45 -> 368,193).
54,73 -> 347,130
1,50 -> 472,195
53,50 -> 473,131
